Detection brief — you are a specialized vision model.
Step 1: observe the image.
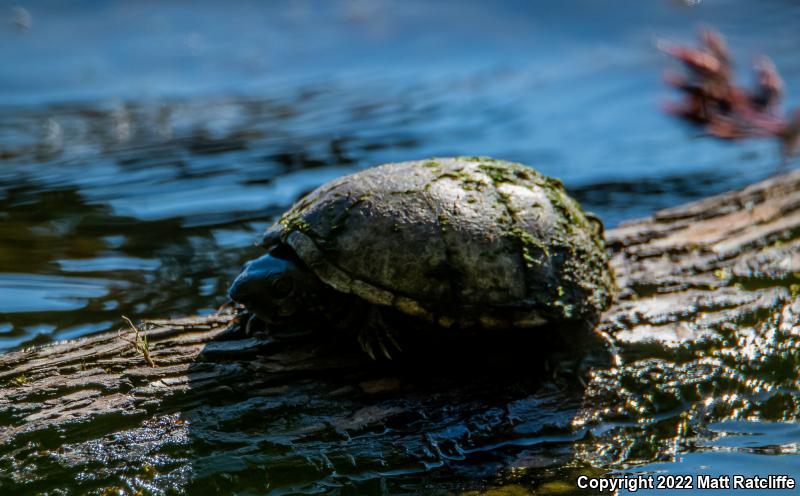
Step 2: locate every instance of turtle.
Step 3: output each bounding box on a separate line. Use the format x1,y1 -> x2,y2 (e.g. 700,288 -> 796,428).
228,157 -> 615,359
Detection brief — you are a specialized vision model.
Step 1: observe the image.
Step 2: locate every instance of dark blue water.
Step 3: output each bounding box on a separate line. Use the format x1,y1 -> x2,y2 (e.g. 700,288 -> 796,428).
2,0 -> 800,492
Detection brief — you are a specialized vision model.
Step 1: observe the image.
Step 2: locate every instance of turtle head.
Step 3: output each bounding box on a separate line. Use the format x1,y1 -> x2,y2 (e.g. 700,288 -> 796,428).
228,247 -> 325,325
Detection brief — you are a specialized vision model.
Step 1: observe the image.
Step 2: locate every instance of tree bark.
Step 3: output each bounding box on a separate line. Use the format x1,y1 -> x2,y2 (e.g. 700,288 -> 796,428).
603,168 -> 800,344
1,170 -> 799,494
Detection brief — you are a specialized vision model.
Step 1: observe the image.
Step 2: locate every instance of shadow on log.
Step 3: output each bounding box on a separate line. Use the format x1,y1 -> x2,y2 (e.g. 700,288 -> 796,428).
1,170 -> 799,494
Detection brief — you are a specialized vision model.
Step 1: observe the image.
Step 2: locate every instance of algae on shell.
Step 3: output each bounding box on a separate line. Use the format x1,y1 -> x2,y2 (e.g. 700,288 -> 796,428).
266,157 -> 615,327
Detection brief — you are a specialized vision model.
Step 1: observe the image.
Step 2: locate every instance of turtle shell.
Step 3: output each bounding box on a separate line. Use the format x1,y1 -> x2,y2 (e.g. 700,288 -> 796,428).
262,157 -> 614,329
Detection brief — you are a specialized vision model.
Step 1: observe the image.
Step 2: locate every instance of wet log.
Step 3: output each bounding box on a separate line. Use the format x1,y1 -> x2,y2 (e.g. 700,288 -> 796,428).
1,169 -> 799,494
603,168 -> 800,343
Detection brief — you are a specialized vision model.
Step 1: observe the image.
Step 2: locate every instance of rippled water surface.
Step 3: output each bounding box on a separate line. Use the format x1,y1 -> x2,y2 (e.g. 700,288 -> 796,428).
2,0 -> 800,493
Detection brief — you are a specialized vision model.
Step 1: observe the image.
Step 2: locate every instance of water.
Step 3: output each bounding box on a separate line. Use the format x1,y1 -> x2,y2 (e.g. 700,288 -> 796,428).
618,422 -> 800,495
1,0 -> 800,493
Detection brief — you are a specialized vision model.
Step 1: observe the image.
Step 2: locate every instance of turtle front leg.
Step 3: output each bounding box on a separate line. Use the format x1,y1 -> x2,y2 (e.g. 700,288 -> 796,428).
357,306 -> 402,360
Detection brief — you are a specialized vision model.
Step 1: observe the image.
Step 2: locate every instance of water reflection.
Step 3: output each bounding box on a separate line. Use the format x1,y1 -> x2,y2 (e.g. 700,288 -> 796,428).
0,179 -> 266,349
619,421 -> 800,495
0,273 -> 118,312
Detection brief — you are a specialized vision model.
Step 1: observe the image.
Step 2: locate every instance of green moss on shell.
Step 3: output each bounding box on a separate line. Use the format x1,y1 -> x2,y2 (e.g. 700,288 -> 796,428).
507,226 -> 549,269
279,214 -> 313,234
274,156 -> 615,325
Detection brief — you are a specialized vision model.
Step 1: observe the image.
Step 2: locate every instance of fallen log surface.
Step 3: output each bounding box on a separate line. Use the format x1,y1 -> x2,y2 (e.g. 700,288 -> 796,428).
1,170 -> 800,495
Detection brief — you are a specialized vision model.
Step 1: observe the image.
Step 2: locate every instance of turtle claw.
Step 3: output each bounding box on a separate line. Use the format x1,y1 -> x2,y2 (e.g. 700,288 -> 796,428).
379,342 -> 391,360
359,333 -> 377,360
358,325 -> 401,360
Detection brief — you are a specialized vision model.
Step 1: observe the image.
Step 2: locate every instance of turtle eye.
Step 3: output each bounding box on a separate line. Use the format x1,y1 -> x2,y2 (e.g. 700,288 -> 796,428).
270,275 -> 295,299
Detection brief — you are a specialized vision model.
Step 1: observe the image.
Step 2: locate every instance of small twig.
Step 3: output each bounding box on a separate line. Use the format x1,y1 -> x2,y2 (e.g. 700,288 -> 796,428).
120,315 -> 157,367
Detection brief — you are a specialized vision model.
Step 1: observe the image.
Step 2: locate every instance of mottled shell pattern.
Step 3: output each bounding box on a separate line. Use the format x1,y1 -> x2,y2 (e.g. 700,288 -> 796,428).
262,157 -> 615,329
